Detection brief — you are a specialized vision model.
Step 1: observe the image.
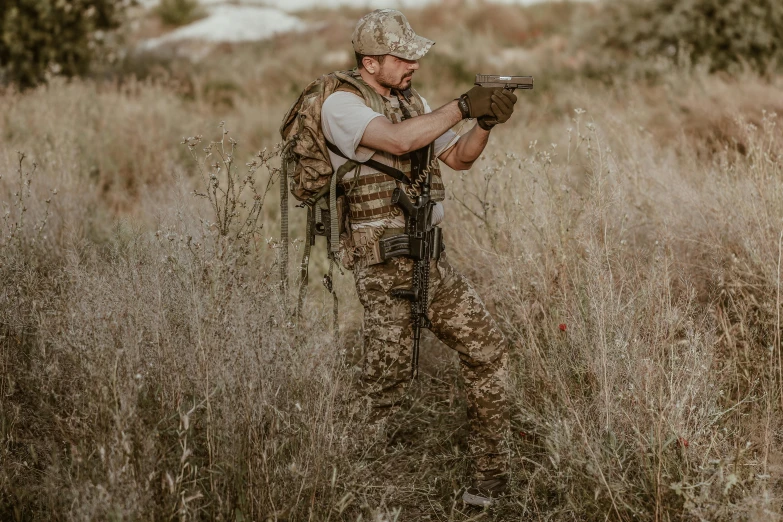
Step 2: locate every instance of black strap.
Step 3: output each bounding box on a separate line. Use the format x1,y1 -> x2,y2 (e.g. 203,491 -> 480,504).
326,140 -> 411,186
393,92 -> 430,182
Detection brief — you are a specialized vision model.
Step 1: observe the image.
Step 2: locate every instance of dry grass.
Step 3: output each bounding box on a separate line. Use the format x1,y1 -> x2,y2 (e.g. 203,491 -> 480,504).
3,2 -> 783,520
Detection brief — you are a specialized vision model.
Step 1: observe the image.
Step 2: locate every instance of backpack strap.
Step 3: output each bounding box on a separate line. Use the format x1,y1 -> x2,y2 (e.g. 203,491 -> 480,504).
334,70 -> 386,115
304,154 -> 360,208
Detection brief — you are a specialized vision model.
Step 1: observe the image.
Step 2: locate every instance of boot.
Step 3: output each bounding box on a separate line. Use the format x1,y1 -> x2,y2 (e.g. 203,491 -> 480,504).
461,476 -> 508,507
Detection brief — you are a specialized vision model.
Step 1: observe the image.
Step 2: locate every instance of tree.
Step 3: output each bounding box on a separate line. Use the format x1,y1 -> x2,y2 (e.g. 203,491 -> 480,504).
0,0 -> 131,89
590,0 -> 783,74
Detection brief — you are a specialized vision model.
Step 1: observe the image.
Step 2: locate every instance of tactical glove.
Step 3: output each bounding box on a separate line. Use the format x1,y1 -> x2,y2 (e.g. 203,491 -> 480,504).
457,86 -> 501,119
477,90 -> 518,131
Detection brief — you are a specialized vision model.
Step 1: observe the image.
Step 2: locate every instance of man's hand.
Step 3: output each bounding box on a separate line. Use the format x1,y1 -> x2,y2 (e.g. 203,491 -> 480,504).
457,86 -> 502,119
477,90 -> 517,131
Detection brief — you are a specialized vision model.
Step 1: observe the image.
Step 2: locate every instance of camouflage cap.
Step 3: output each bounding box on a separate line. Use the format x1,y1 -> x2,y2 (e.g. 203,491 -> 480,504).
352,9 -> 434,61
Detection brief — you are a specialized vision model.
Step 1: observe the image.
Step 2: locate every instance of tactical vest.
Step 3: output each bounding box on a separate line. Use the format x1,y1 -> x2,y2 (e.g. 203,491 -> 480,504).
334,73 -> 446,225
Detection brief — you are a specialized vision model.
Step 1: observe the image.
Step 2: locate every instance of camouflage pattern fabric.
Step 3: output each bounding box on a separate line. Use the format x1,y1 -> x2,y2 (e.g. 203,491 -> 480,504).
352,9 -> 435,61
353,253 -> 509,481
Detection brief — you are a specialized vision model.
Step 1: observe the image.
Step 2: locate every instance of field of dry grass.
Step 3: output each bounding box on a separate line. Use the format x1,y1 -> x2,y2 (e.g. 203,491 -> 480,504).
3,2 -> 783,520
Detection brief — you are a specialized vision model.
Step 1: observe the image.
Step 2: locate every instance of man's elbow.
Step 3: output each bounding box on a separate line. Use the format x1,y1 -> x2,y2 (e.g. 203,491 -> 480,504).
369,136 -> 416,156
386,133 -> 415,155
448,153 -> 475,170
441,157 -> 474,171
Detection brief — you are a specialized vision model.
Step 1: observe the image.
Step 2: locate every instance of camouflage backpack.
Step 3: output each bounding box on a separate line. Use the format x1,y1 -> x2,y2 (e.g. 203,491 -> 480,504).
278,69 -> 386,317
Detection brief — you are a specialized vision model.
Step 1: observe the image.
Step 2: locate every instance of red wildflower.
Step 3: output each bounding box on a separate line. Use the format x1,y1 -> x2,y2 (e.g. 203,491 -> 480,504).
558,323 -> 567,332
677,437 -> 689,448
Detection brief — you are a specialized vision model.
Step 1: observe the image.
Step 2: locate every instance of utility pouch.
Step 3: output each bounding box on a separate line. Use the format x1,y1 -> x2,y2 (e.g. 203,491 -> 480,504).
379,234 -> 410,260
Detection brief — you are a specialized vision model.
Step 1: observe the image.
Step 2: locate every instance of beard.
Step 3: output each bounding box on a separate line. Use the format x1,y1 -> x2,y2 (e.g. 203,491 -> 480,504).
377,69 -> 413,91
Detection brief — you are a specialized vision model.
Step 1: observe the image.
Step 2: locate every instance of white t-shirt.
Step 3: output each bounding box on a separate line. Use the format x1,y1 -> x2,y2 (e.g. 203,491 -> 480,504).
321,91 -> 459,229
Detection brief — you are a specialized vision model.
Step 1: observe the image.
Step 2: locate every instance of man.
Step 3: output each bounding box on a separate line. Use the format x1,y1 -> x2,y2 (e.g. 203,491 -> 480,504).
321,9 -> 518,507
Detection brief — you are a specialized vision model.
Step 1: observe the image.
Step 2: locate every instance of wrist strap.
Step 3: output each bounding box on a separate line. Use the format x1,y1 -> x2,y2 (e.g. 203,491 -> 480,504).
456,95 -> 470,119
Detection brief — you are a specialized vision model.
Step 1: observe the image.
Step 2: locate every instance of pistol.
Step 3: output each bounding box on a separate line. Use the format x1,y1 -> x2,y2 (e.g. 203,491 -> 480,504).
474,74 -> 534,91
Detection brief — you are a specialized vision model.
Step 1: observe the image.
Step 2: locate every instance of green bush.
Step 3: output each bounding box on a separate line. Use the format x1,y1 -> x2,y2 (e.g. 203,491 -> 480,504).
589,0 -> 783,74
155,0 -> 205,27
0,0 -> 129,89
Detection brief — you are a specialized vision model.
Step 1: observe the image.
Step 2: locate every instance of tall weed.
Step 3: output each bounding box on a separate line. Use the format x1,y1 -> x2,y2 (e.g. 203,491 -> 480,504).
3,31 -> 783,522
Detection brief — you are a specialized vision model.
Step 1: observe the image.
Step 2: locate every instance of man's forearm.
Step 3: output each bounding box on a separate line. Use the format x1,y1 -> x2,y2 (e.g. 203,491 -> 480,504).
361,100 -> 463,155
403,100 -> 463,152
448,123 -> 490,170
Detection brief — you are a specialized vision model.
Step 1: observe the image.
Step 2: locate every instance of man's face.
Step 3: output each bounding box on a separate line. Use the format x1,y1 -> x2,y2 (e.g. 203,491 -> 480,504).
373,55 -> 419,91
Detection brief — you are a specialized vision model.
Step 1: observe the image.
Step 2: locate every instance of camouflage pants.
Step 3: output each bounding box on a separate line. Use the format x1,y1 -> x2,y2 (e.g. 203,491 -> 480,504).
354,252 -> 508,480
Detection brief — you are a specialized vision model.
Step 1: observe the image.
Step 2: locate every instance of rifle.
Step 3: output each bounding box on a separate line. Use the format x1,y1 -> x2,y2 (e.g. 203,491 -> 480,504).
378,145 -> 443,380
376,75 -> 532,379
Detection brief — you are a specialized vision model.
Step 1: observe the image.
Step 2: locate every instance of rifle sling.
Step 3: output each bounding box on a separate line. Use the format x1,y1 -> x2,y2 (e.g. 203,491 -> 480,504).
326,140 -> 411,186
